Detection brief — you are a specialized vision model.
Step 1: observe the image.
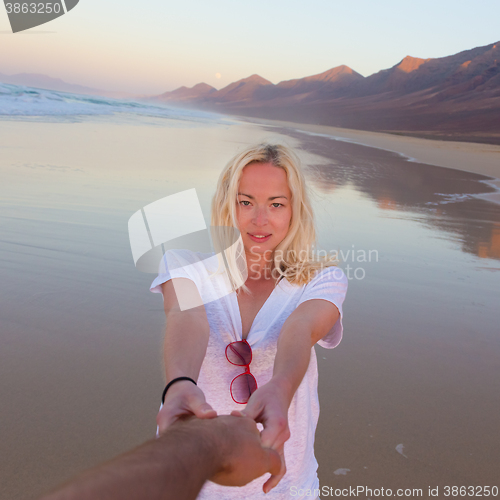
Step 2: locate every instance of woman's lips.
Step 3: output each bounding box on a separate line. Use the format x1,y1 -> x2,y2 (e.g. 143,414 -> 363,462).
248,233 -> 271,243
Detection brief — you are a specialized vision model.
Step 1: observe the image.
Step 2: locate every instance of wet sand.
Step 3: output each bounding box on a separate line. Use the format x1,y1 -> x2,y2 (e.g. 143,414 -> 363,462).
239,116 -> 500,184
1,115 -> 499,499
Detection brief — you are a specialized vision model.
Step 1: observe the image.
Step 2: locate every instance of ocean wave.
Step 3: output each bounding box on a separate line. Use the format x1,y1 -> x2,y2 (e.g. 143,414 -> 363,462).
0,82 -> 228,125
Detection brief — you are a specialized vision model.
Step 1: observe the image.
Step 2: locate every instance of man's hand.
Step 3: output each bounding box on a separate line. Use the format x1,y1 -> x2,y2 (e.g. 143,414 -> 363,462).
207,415 -> 282,487
39,414 -> 281,500
231,378 -> 292,493
156,380 -> 217,434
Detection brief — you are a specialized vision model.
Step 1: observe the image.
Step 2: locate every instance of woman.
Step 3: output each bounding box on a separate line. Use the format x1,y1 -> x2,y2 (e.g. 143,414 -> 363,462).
150,143 -> 348,499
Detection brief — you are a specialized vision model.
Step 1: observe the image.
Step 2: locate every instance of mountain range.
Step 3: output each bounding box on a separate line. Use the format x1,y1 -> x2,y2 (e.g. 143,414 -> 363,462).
2,40 -> 499,144
150,41 -> 500,144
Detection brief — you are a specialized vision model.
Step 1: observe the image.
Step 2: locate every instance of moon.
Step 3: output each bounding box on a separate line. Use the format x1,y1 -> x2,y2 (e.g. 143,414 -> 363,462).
215,73 -> 222,79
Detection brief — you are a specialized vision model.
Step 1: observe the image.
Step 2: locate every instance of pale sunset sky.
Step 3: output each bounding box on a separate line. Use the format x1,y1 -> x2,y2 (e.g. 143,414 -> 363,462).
0,0 -> 499,95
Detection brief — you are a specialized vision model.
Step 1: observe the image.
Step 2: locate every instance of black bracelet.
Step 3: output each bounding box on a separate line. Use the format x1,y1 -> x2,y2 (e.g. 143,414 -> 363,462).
161,377 -> 197,404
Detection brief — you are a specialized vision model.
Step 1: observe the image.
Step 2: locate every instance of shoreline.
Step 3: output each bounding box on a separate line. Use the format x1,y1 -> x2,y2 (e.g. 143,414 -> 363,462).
236,115 -> 500,206
236,116 -> 500,180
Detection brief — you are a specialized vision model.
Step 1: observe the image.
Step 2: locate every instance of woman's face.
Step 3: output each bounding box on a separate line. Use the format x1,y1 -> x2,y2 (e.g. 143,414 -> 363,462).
236,162 -> 292,259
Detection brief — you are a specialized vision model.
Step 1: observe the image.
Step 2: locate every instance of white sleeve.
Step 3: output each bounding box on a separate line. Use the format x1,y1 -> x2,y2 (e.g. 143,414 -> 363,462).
149,249 -> 197,295
296,266 -> 348,349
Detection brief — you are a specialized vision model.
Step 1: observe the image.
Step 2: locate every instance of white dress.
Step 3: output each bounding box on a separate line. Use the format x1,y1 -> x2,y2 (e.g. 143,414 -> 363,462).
150,249 -> 348,499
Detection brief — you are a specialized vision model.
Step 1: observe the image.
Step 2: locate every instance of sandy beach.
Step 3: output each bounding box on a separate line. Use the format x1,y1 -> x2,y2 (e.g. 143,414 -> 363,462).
1,109 -> 499,499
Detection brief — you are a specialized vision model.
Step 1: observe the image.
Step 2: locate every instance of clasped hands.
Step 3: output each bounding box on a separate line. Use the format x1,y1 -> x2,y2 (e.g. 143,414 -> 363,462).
156,379 -> 291,493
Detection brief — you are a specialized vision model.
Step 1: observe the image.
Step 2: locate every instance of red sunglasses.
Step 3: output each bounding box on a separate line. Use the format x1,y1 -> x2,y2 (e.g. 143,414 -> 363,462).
225,339 -> 258,404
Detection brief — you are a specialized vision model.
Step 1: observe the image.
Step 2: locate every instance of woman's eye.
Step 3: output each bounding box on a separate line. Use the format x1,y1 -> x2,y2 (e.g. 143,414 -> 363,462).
238,200 -> 283,207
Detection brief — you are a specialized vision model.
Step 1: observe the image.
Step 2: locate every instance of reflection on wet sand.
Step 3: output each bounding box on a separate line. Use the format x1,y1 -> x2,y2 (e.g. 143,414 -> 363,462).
271,127 -> 500,262
476,223 -> 500,260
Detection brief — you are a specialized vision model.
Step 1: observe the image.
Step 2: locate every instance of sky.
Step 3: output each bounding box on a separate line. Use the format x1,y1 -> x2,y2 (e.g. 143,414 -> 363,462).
1,0 -> 499,95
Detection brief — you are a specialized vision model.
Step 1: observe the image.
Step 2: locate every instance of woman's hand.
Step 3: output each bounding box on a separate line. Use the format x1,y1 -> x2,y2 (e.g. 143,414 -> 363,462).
231,377 -> 292,493
157,380 -> 217,434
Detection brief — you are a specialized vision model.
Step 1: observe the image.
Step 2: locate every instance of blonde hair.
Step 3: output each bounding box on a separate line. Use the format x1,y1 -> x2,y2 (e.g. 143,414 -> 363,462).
210,143 -> 337,293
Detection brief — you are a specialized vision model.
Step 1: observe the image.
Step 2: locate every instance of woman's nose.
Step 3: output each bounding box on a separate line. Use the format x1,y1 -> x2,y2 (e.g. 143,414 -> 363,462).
251,207 -> 268,226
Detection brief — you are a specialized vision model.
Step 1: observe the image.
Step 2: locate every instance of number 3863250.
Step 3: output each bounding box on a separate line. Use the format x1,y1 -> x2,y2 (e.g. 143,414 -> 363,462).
5,3 -> 62,14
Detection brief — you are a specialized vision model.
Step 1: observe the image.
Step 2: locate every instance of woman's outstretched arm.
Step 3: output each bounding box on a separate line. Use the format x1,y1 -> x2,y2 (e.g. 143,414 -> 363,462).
270,298 -> 340,409
237,298 -> 340,492
156,278 -> 216,433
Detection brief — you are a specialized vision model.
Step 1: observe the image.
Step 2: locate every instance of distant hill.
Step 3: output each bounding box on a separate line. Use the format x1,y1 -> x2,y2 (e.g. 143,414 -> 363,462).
265,65 -> 364,103
149,41 -> 500,144
153,82 -> 216,102
207,74 -> 273,103
0,72 -> 135,99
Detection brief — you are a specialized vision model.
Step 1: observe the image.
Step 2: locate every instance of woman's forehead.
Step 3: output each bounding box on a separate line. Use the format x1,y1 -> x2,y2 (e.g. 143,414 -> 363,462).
239,163 -> 290,190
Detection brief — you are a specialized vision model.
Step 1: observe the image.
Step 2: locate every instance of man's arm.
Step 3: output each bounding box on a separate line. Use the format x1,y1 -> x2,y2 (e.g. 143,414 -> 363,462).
39,415 -> 281,500
237,299 -> 340,492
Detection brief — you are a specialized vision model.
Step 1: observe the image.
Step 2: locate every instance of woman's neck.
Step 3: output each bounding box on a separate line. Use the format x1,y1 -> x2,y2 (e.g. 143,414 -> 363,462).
245,250 -> 274,281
